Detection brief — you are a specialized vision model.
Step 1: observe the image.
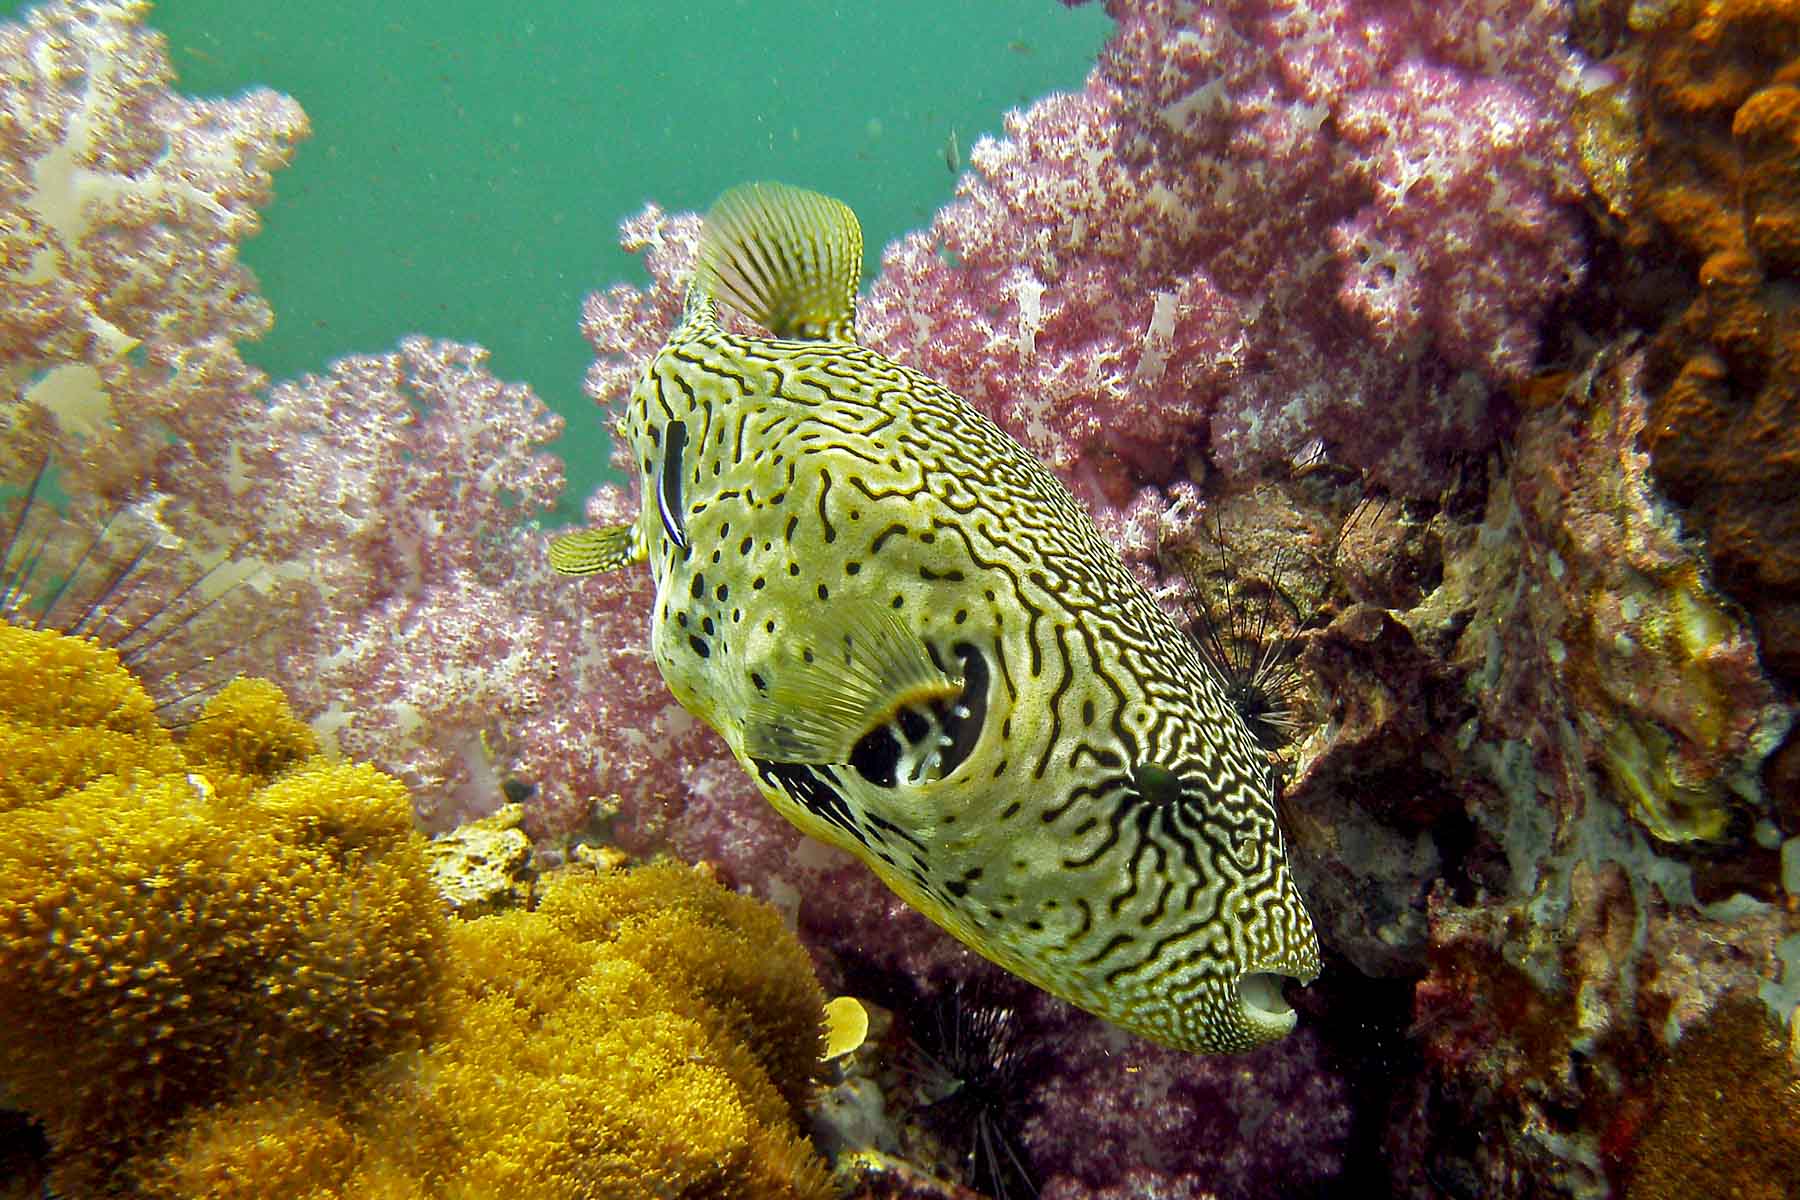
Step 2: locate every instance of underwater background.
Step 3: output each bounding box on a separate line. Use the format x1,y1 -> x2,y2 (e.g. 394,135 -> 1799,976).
2,1 -> 1800,1199
124,0 -> 1112,521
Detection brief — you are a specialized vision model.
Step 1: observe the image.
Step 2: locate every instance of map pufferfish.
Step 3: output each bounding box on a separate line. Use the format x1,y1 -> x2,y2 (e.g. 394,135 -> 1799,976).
550,182 -> 1321,1053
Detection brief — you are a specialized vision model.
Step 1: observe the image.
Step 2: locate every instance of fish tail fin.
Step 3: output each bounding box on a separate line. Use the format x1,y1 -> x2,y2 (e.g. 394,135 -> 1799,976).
695,181 -> 863,342
546,524 -> 640,576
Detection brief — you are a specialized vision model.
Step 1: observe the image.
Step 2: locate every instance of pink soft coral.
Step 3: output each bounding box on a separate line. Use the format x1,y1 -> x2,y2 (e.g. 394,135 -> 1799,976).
869,0 -> 1587,500
0,0 -> 308,503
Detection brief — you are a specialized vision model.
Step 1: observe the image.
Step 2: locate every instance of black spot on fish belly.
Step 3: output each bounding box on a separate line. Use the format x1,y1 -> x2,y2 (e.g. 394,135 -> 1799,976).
754,759 -> 864,844
1129,761 -> 1183,806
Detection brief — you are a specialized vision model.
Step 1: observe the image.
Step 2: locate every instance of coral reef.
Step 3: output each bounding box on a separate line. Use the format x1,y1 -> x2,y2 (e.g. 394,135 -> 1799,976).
6,0 -> 1800,1198
1506,351 -> 1786,846
134,861 -> 834,1200
0,0 -> 307,501
0,619 -> 447,1194
1619,0 -> 1800,687
0,619 -> 835,1198
577,4 -> 1590,506
1016,991 -> 1352,1198
168,336 -> 578,835
1300,346 -> 1798,1194
862,0 -> 1588,500
819,961 -> 1352,1200
0,2 -> 616,842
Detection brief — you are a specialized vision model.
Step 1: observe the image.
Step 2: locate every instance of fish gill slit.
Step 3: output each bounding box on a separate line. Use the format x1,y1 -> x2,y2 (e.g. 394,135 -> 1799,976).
657,420 -> 690,551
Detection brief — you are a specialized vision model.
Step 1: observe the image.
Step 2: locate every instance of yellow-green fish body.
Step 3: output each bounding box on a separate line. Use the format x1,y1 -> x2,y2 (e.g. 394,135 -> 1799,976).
552,183 -> 1319,1053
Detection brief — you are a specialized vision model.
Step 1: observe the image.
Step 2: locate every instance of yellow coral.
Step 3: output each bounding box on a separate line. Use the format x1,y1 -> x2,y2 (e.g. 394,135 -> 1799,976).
0,617 -> 835,1199
137,867 -> 835,1200
181,675 -> 321,792
535,860 -> 828,1114
140,1093 -> 370,1200
392,864 -> 830,1199
0,621 -> 184,811
0,683 -> 447,1194
0,618 -> 161,734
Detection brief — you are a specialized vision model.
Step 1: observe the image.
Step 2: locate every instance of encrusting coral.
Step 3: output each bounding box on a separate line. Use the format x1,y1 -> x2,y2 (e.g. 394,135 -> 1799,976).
0,617 -> 836,1199
1622,0 -> 1800,687
1625,999 -> 1800,1199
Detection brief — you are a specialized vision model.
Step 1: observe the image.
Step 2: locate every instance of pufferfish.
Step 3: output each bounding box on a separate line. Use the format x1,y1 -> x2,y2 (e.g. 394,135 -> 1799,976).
550,182 -> 1320,1053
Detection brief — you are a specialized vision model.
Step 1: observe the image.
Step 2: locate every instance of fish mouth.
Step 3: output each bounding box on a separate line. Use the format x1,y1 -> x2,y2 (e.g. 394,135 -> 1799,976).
1236,970 -> 1302,1041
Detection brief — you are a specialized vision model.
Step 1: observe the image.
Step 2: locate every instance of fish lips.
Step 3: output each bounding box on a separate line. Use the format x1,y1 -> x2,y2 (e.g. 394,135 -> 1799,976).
1232,946 -> 1321,1049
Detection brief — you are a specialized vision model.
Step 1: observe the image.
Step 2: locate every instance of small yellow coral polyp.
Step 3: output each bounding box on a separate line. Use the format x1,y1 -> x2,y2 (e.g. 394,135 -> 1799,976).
142,1093 -> 367,1200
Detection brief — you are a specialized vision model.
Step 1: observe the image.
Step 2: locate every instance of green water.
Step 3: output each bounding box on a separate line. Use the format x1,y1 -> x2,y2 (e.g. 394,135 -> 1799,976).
27,0 -> 1111,519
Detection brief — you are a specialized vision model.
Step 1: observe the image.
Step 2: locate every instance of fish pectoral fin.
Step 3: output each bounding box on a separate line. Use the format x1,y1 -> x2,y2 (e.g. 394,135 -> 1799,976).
741,602 -> 960,764
695,181 -> 864,342
546,524 -> 640,576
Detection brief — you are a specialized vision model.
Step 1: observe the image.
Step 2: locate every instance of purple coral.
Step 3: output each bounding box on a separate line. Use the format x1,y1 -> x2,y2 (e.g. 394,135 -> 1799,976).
868,0 -> 1587,499
579,204 -> 705,472
1024,995 -> 1352,1198
1331,61 -> 1586,379
0,0 -> 308,501
188,338 -> 573,831
0,3 -> 686,843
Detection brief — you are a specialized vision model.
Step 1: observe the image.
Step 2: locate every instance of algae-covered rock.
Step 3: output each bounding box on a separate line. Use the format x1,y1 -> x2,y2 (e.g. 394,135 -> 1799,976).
426,801 -> 535,915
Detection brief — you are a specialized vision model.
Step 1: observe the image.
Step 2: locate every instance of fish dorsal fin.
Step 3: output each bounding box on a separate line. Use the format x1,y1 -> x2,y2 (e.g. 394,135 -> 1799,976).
742,601 -> 960,764
696,181 -> 863,342
546,524 -> 640,575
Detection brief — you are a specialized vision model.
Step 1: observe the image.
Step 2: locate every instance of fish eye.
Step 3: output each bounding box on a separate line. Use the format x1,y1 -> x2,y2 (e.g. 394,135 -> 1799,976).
846,644 -> 991,789
849,725 -> 903,787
